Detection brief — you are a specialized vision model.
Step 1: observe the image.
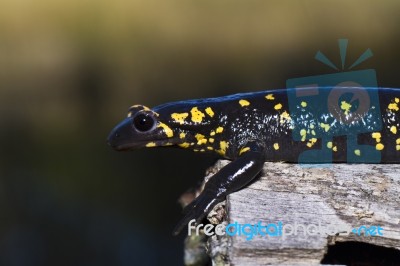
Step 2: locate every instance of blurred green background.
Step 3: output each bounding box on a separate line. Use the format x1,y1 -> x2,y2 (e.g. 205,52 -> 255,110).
0,0 -> 399,265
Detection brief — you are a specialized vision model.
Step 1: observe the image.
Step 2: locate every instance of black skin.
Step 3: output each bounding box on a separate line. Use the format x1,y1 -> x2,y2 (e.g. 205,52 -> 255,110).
108,87 -> 400,235
173,141 -> 265,234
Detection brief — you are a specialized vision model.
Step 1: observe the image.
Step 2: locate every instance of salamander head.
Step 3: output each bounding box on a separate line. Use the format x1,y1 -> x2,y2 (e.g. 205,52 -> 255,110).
108,102 -> 225,154
108,104 -> 181,151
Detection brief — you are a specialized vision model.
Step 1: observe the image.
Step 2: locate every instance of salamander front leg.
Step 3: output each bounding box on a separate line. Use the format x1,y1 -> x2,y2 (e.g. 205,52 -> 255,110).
173,141 -> 265,235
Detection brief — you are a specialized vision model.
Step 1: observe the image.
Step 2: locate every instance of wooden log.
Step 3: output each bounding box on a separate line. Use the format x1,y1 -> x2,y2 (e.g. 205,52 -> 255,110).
185,161 -> 400,266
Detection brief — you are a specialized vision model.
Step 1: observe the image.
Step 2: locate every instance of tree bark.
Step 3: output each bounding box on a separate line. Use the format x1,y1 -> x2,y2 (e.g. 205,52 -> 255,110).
190,161 -> 400,266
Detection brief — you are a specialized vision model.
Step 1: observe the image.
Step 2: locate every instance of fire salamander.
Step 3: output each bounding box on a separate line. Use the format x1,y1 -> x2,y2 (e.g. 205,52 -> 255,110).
108,87 -> 400,234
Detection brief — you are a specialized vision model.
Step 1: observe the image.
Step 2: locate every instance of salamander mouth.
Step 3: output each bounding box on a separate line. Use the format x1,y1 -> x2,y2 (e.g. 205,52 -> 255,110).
108,137 -> 174,151
108,140 -> 148,151
111,143 -> 136,151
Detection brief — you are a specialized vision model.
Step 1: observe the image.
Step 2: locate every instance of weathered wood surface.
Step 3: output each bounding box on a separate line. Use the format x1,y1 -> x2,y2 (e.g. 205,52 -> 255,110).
197,161 -> 400,266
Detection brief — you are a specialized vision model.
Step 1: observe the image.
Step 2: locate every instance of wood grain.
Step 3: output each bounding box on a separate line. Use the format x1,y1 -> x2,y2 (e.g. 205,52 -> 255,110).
203,161 -> 400,266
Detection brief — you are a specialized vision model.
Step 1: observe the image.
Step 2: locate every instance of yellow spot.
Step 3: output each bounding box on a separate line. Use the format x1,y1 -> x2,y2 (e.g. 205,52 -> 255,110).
210,131 -> 216,136
205,107 -> 215,117
209,138 -> 215,143
179,132 -> 186,139
376,143 -> 384,151
195,133 -> 205,142
200,149 -> 205,152
239,99 -> 250,107
388,103 -> 399,111
216,141 -> 229,156
171,113 -> 189,124
372,132 -> 381,143
301,101 -> 307,107
310,124 -> 315,129
146,142 -> 156,147
327,141 -> 333,149
320,123 -> 330,132
306,138 -> 317,148
127,113 -> 132,118
340,101 -> 352,115
220,141 -> 228,151
274,103 -> 283,110
239,147 -> 250,155
354,149 -> 361,156
279,111 -> 291,124
190,107 -> 205,123
265,94 -> 275,100
396,145 -> 400,151
390,126 -> 397,134
311,130 -> 316,136
207,147 -> 213,150
273,143 -> 279,150
372,132 -> 381,139
197,138 -> 207,145
333,146 -> 337,152
178,142 -> 190,148
396,138 -> 400,144
300,129 -> 307,141
396,98 -> 400,103
158,122 -> 173,138
216,127 -> 224,134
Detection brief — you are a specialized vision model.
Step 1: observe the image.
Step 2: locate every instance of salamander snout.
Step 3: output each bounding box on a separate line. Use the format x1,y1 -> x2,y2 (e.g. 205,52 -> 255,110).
107,118 -> 135,151
107,128 -> 122,150
107,131 -> 120,146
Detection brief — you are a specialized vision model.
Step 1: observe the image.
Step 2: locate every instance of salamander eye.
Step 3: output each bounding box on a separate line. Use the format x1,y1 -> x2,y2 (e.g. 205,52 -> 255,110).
133,113 -> 155,132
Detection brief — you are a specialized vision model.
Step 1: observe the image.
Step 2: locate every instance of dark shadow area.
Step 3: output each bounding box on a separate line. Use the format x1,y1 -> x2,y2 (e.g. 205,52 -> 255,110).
321,241 -> 400,266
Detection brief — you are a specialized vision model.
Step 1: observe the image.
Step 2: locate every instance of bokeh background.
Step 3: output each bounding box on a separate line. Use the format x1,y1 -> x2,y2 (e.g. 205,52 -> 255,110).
0,0 -> 399,265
